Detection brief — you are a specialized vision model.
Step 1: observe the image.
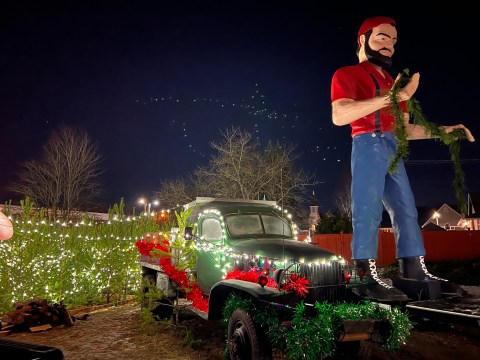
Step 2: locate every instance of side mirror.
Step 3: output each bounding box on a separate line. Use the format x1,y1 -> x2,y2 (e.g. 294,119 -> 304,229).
184,226 -> 194,240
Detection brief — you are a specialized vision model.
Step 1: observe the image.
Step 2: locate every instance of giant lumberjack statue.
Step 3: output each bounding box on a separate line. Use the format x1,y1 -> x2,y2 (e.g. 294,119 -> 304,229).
330,16 -> 475,301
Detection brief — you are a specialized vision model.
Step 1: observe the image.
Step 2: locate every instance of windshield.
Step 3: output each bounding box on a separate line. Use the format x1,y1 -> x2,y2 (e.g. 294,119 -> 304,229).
225,214 -> 293,238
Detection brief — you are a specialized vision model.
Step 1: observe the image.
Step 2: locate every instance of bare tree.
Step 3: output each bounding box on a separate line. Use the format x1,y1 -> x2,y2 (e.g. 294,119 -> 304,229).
154,126 -> 318,216
334,167 -> 352,220
261,140 -> 314,210
196,127 -> 261,199
153,178 -> 194,210
9,124 -> 104,219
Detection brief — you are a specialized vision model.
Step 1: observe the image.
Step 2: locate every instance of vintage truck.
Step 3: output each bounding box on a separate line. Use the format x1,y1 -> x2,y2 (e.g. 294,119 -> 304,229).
138,197 -> 409,359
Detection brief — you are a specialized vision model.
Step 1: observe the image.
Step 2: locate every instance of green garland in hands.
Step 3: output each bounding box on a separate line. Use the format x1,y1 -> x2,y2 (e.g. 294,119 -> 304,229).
387,69 -> 468,214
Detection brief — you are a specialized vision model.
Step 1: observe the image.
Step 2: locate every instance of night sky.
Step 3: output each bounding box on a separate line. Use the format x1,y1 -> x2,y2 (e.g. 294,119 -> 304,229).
1,1 -> 478,213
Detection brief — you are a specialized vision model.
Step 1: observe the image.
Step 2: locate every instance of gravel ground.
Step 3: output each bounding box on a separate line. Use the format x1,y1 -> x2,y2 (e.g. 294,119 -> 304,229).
4,302 -> 226,360
462,285 -> 480,296
3,297 -> 480,360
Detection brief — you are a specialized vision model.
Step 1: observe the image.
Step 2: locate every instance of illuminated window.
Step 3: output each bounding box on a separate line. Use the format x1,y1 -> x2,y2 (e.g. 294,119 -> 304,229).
201,218 -> 223,241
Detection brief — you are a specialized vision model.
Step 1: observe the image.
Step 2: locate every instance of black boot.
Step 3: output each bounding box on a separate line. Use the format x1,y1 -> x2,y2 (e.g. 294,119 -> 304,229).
399,256 -> 467,296
351,259 -> 409,302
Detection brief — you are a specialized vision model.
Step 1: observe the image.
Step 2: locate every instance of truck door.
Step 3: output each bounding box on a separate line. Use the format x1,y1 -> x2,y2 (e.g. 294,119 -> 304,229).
196,216 -> 225,293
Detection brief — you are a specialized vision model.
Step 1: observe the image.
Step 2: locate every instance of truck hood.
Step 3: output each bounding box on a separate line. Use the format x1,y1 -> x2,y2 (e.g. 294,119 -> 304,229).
230,238 -> 337,262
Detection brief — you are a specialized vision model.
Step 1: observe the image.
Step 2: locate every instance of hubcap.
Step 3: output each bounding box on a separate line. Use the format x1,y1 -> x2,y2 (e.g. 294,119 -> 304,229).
230,321 -> 250,358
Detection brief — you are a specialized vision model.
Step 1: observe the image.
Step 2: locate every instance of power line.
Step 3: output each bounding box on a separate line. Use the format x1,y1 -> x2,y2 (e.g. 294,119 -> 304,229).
405,159 -> 480,165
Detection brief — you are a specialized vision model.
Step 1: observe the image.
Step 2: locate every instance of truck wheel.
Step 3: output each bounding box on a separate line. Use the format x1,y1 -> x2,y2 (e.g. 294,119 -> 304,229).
151,298 -> 174,320
141,274 -> 156,310
334,341 -> 371,359
228,308 -> 272,360
141,274 -> 173,319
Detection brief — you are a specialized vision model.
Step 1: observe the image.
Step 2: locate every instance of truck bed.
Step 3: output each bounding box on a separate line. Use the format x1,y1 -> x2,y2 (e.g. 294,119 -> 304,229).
405,293 -> 480,327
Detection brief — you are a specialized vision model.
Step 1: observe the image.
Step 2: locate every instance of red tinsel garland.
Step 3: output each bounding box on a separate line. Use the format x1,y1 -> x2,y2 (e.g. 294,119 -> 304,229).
158,257 -> 209,312
135,239 -> 168,256
185,283 -> 209,313
225,268 -> 279,288
135,239 -> 309,312
224,268 -> 309,297
225,268 -> 261,283
135,238 -> 209,313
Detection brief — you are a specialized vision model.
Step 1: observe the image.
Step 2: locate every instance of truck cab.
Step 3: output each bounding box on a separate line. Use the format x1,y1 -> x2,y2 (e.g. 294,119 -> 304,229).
185,198 -> 346,298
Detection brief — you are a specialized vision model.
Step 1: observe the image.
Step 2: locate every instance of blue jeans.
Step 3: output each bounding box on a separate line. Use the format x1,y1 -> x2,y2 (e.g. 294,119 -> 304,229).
351,131 -> 426,260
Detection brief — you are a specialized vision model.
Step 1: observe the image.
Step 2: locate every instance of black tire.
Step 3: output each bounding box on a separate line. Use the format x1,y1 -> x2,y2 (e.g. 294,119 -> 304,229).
151,297 -> 174,320
141,274 -> 155,310
227,308 -> 272,360
141,273 -> 174,319
332,341 -> 372,360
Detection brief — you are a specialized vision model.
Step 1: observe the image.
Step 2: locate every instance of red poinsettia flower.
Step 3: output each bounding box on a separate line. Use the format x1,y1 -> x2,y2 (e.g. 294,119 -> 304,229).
282,273 -> 309,297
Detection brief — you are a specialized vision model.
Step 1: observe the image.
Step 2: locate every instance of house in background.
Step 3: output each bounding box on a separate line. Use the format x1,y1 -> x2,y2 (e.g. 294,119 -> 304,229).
462,192 -> 480,230
425,193 -> 480,231
421,203 -> 465,230
379,207 -> 438,233
421,222 -> 447,231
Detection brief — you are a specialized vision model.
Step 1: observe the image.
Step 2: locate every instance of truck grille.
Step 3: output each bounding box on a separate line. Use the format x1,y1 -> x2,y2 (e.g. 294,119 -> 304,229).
299,261 -> 348,303
299,261 -> 344,286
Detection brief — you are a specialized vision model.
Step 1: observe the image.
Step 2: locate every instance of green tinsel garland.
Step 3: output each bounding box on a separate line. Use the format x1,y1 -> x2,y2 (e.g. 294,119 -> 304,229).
222,294 -> 412,360
284,301 -> 339,359
388,69 -> 468,214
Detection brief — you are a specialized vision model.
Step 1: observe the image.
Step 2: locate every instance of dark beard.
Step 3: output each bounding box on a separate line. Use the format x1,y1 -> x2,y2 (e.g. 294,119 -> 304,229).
365,40 -> 392,68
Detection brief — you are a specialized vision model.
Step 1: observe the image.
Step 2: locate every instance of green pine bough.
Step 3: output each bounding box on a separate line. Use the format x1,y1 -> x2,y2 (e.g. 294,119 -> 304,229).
388,69 -> 468,214
223,294 -> 411,359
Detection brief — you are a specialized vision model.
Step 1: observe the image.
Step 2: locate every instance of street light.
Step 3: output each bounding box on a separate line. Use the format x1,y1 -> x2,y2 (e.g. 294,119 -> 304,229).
433,211 -> 440,226
138,198 -> 159,218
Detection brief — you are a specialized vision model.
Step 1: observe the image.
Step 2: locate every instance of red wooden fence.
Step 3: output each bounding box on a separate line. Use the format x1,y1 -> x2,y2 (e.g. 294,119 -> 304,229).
299,231 -> 480,267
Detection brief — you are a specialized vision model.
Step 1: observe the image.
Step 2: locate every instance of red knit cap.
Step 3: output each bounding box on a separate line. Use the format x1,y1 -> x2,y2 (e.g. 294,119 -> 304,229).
357,16 -> 396,45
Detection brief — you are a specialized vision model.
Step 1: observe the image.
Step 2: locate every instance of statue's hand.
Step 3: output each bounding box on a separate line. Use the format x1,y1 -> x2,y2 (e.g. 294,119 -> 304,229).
394,72 -> 420,102
441,124 -> 475,142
